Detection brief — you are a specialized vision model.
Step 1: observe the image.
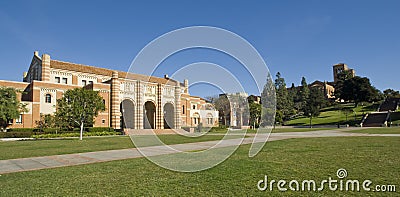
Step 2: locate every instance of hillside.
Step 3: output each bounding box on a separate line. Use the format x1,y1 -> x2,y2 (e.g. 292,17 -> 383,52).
285,102 -> 379,126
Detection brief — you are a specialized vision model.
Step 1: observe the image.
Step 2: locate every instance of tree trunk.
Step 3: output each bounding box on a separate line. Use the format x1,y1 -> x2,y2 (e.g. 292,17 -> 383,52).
80,122 -> 84,140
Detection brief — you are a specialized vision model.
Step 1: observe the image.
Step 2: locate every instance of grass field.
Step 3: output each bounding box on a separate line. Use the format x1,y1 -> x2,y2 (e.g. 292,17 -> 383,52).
0,134 -> 241,160
345,127 -> 400,134
0,136 -> 398,196
286,102 -> 378,126
208,127 -> 335,134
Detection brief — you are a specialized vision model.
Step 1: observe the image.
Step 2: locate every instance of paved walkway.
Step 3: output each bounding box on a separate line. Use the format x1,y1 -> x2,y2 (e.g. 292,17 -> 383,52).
1,128 -> 399,174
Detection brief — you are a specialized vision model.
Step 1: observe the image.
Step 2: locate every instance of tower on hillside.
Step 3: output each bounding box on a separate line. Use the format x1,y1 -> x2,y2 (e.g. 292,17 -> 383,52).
333,63 -> 355,83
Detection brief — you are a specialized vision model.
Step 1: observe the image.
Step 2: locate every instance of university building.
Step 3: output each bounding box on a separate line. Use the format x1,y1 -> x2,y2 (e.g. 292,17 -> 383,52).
288,63 -> 356,100
0,51 -> 218,130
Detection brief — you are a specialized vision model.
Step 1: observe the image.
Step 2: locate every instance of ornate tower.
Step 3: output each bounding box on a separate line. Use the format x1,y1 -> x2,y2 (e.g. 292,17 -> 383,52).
111,71 -> 121,129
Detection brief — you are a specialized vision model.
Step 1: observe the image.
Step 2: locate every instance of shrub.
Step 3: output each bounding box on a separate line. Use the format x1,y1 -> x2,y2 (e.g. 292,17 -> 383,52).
8,128 -> 35,132
87,127 -> 114,132
32,131 -> 122,139
0,131 -> 36,138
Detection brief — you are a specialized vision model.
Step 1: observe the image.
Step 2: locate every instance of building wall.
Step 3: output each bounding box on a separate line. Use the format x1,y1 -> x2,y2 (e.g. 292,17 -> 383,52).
1,51 -> 218,130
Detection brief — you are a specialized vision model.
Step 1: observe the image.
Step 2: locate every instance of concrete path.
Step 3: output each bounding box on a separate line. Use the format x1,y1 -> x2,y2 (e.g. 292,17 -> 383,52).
1,128 -> 399,174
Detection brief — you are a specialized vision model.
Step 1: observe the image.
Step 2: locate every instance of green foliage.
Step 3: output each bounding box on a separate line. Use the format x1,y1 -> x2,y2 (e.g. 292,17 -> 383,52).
55,88 -> 105,139
249,102 -> 261,127
213,94 -> 230,126
87,127 -> 115,132
0,131 -> 34,138
383,88 -> 400,98
274,72 -> 294,122
32,131 -> 121,139
8,128 -> 35,132
0,87 -> 27,130
299,77 -> 310,111
260,74 -> 276,127
336,76 -> 381,106
303,87 -> 327,118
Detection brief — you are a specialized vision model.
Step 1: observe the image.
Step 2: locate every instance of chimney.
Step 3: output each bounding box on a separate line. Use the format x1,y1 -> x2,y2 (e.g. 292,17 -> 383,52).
184,79 -> 189,94
164,74 -> 169,79
41,54 -> 51,81
23,72 -> 27,82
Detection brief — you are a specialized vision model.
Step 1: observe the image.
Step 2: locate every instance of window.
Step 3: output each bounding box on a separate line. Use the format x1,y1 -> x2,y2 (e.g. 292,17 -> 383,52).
89,81 -> 93,85
16,114 -> 22,124
102,119 -> 106,124
82,80 -> 87,86
55,77 -> 60,83
45,94 -> 51,103
62,78 -> 67,84
193,105 -> 196,110
103,99 -> 106,106
182,105 -> 185,114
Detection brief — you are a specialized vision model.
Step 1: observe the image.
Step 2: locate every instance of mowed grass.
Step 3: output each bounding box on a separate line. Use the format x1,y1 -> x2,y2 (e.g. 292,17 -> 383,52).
286,103 -> 378,126
0,134 -> 240,160
0,137 -> 398,196
344,127 -> 400,134
209,127 -> 335,134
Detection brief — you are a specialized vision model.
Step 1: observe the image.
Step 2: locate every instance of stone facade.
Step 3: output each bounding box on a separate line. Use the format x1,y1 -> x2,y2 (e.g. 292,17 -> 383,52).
333,63 -> 355,83
1,52 -> 219,130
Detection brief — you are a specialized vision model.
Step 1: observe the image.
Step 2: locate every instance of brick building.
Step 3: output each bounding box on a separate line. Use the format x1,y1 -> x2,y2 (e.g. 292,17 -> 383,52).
0,52 -> 218,130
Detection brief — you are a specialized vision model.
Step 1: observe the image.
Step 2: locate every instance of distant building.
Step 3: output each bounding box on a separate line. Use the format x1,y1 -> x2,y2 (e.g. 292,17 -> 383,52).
288,63 -> 357,99
309,81 -> 335,99
218,92 -> 250,129
333,63 -> 355,83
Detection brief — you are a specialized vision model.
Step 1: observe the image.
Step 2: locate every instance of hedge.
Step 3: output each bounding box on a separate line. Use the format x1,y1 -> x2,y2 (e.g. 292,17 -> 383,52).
8,128 -> 35,132
87,127 -> 114,132
32,131 -> 121,139
0,132 -> 37,138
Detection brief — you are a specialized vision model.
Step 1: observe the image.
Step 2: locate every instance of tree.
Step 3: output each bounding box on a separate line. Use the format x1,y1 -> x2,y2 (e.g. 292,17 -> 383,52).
213,95 -> 231,126
299,77 -> 310,111
55,88 -> 105,140
334,70 -> 354,99
260,74 -> 276,128
0,87 -> 27,131
249,102 -> 261,128
303,87 -> 327,127
339,76 -> 380,106
383,89 -> 400,99
274,72 -> 294,124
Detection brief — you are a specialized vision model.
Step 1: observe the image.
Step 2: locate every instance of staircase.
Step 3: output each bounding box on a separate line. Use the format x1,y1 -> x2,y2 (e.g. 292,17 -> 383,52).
361,112 -> 389,127
361,98 -> 399,127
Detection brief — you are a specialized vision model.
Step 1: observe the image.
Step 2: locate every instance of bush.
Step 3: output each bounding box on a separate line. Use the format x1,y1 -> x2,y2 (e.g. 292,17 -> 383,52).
0,131 -> 36,138
32,131 -> 122,139
87,127 -> 114,132
8,128 -> 35,132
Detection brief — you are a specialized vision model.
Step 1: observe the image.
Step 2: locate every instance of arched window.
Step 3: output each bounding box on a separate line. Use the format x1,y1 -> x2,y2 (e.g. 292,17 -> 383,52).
182,105 -> 185,114
45,94 -> 51,103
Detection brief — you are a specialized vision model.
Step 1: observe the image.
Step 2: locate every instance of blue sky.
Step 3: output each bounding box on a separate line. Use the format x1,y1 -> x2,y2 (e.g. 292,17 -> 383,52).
0,0 -> 399,98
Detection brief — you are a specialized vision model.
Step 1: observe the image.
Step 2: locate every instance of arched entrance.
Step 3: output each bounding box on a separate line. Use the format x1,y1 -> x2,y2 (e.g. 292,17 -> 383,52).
120,99 -> 135,129
144,101 -> 156,129
192,113 -> 200,126
163,103 -> 174,129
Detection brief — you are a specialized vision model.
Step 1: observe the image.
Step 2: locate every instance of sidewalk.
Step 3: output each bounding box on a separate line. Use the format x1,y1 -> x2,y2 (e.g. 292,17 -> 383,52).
1,128 -> 399,174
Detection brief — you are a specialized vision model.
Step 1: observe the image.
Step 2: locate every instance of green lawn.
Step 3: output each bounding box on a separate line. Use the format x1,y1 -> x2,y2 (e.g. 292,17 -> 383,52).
0,134 -> 240,160
344,127 -> 400,134
286,102 -> 379,126
0,137 -> 398,196
209,127 -> 335,134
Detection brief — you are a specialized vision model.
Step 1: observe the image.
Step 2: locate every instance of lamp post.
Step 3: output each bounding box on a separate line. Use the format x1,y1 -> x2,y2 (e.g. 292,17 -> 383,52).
309,113 -> 312,128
